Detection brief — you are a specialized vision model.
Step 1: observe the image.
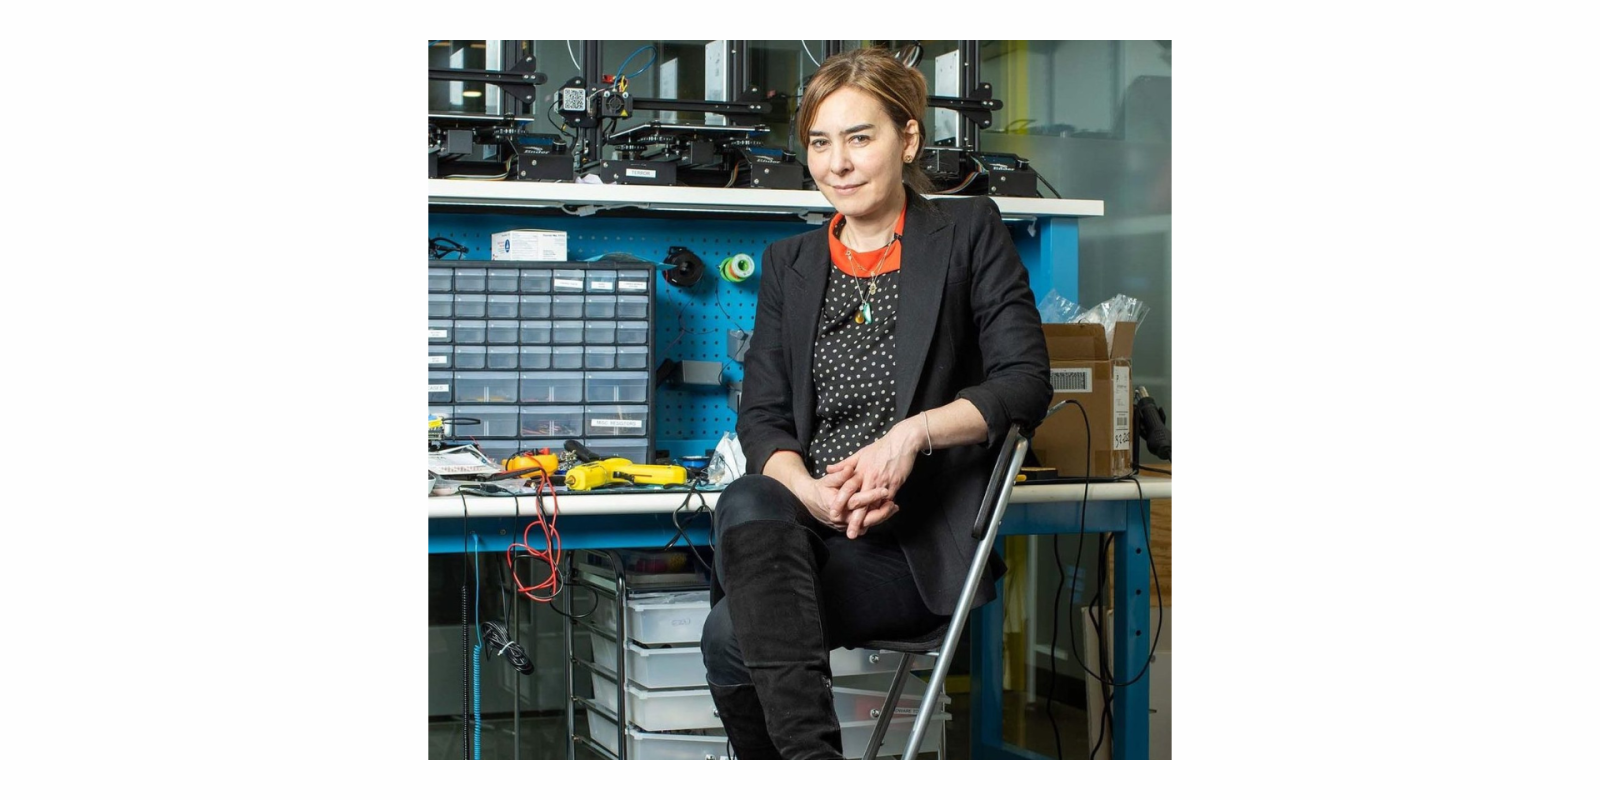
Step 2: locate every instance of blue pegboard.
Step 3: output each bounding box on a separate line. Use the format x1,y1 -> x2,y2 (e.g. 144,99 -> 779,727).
428,210 -> 1076,462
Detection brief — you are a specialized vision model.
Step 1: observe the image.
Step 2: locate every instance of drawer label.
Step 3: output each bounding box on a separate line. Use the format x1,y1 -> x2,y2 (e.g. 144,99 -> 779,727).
591,419 -> 643,429
428,384 -> 449,394
427,355 -> 447,365
618,281 -> 647,291
625,168 -> 657,178
553,278 -> 584,290
590,281 -> 614,291
428,328 -> 449,339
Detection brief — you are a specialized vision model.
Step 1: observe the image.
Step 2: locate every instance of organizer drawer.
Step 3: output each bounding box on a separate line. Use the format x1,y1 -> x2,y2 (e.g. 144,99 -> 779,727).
486,294 -> 519,319
428,267 -> 452,292
427,345 -> 452,369
454,293 -> 487,318
453,320 -> 487,344
486,268 -> 519,293
428,372 -> 451,404
453,345 -> 486,370
590,673 -> 720,732
551,320 -> 585,344
586,371 -> 650,403
453,405 -> 519,439
585,296 -> 616,319
427,294 -> 453,319
519,405 -> 584,439
519,320 -> 552,344
586,404 -> 648,437
615,320 -> 650,345
428,320 -> 452,344
454,371 -> 517,403
519,370 -> 583,404
551,268 -> 586,293
589,635 -> 706,689
585,714 -> 727,760
453,267 -> 486,292
586,320 -> 617,344
551,295 -> 585,319
585,345 -> 617,370
485,345 -> 519,370
616,346 -> 649,370
616,269 -> 651,294
616,295 -> 650,319
519,295 -> 552,319
551,346 -> 584,370
585,269 -> 617,294
519,345 -> 551,370
519,268 -> 552,294
486,320 -> 520,344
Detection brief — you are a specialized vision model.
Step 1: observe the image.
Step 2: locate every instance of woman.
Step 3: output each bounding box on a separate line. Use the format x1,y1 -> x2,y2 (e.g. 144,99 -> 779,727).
701,48 -> 1052,759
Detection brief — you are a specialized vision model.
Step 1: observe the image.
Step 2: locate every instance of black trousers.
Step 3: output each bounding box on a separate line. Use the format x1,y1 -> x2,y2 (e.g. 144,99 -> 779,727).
702,474 -> 947,687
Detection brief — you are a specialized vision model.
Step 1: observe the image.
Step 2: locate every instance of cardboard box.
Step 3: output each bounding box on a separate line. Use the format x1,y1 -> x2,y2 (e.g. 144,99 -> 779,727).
1031,321 -> 1138,478
490,229 -> 568,261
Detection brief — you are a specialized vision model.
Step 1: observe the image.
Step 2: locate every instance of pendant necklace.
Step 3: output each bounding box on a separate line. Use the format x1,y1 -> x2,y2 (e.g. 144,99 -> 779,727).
844,231 -> 899,325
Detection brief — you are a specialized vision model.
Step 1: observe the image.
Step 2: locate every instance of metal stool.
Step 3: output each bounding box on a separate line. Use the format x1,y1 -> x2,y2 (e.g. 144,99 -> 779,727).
858,424 -> 1031,760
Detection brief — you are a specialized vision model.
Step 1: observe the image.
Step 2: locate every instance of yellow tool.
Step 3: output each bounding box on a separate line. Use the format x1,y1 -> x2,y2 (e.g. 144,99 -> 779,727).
564,458 -> 688,491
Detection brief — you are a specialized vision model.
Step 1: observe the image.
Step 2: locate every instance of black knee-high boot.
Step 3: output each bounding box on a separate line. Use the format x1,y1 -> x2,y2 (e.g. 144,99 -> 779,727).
718,520 -> 843,759
708,683 -> 781,759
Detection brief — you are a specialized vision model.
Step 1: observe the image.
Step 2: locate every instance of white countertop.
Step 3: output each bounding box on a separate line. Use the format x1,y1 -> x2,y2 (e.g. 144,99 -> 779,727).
427,474 -> 1169,519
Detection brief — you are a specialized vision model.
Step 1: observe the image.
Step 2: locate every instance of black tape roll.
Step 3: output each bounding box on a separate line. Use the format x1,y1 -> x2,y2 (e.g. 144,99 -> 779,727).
663,246 -> 706,288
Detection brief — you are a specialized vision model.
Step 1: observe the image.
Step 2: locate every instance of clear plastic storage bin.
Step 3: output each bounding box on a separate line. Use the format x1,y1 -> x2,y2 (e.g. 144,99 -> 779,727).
428,267 -> 452,292
589,635 -> 706,689
428,320 -> 452,343
486,268 -> 519,293
616,346 -> 650,369
616,321 -> 649,345
551,346 -> 584,370
455,371 -> 517,403
486,320 -> 520,344
519,268 -> 552,294
551,268 -> 586,293
586,404 -> 648,437
454,405 -> 519,438
519,295 -> 551,319
616,269 -> 651,293
486,346 -> 519,370
453,345 -> 486,370
486,294 -> 519,319
585,296 -> 617,319
585,714 -> 727,760
585,345 -> 617,369
453,320 -> 487,344
520,320 -> 551,344
519,345 -> 551,370
428,345 -> 452,369
589,673 -> 721,732
585,320 -> 617,344
520,371 -> 583,404
551,295 -> 585,319
586,371 -> 650,403
552,320 -> 585,344
453,267 -> 486,292
585,269 -> 617,293
519,405 -> 584,438
428,372 -> 451,403
454,293 -> 487,318
599,590 -> 711,644
617,295 -> 650,319
428,294 -> 453,318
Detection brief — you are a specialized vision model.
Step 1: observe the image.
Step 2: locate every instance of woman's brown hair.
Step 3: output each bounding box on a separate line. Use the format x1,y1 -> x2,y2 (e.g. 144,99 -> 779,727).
798,48 -> 933,196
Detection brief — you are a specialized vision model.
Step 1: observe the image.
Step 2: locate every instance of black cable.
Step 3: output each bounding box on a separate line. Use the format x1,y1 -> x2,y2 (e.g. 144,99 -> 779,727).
460,494 -> 471,759
1037,173 -> 1063,199
664,484 -> 716,576
1138,464 -> 1171,475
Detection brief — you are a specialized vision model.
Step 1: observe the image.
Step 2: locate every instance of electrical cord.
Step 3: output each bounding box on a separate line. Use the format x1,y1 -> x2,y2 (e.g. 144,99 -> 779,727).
506,469 -> 565,603
1037,173 -> 1064,199
615,45 -> 657,80
480,620 -> 535,675
800,41 -> 822,68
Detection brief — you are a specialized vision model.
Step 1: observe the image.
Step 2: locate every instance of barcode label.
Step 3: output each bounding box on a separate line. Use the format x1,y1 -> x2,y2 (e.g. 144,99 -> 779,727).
591,418 -> 643,429
1051,368 -> 1092,393
1112,366 -> 1131,451
428,328 -> 448,339
618,281 -> 647,291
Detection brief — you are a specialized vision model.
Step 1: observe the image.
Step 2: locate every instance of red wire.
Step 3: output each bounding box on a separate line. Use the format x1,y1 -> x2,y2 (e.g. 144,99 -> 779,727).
507,468 -> 563,602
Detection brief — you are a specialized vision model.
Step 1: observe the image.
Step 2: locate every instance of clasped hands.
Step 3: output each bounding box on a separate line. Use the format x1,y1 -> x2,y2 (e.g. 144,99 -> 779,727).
802,419 -> 924,539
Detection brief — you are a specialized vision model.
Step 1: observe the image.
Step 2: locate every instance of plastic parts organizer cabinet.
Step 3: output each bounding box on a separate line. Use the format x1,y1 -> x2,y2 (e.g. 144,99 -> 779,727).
427,259 -> 654,465
567,551 -> 949,760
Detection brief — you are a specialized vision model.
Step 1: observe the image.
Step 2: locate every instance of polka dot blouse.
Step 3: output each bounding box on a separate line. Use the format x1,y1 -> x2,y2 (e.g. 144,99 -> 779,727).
805,265 -> 901,479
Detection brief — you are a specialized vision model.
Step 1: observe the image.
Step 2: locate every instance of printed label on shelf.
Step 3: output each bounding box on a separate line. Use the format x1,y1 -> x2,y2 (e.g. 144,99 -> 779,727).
428,384 -> 449,394
590,281 -> 614,291
1112,366 -> 1131,451
618,281 -> 648,291
625,168 -> 656,178
1050,368 -> 1092,393
429,329 -> 449,339
591,419 -> 643,429
554,278 -> 584,290
427,356 -> 447,365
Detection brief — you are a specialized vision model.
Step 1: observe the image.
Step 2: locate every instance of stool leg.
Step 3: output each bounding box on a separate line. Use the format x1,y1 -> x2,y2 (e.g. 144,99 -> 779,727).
863,652 -> 916,760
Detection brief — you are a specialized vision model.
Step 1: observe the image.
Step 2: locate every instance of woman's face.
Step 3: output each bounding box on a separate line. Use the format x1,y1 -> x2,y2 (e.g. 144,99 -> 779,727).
806,86 -> 918,223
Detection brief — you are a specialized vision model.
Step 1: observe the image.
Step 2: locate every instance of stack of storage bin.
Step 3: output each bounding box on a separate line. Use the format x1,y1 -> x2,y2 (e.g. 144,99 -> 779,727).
571,553 -> 951,760
428,260 -> 654,466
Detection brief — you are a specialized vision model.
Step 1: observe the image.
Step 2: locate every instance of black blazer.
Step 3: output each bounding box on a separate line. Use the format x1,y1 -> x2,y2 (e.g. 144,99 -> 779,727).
737,192 -> 1052,615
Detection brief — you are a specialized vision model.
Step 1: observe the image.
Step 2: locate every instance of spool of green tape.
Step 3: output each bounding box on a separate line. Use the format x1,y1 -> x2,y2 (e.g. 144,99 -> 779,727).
719,253 -> 755,282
